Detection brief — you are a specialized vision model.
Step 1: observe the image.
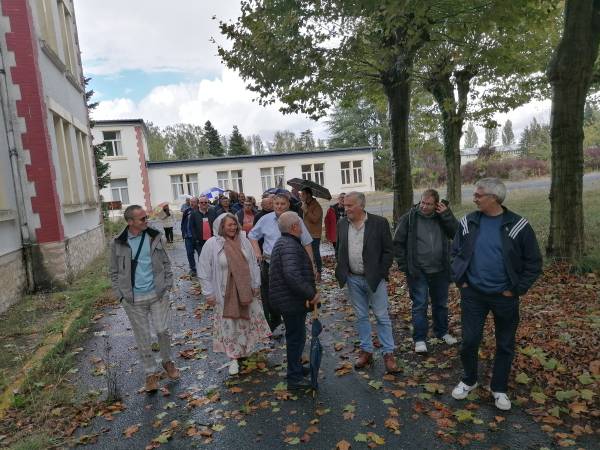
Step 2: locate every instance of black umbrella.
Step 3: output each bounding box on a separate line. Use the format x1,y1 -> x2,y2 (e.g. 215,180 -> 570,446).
308,304 -> 323,391
287,178 -> 332,200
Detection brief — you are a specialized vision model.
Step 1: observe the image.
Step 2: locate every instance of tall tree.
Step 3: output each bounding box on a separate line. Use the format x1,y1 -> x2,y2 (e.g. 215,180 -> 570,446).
250,135 -> 266,155
229,125 -> 250,155
164,123 -> 207,160
519,118 -> 551,159
146,121 -> 169,161
218,1 -> 477,222
297,129 -> 315,151
463,123 -> 479,149
502,119 -> 515,146
84,77 -> 110,190
270,130 -> 298,153
204,120 -> 224,157
484,127 -> 499,147
546,0 -> 600,260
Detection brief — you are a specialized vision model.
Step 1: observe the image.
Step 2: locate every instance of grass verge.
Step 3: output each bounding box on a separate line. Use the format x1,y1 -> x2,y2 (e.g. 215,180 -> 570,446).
0,250 -> 114,449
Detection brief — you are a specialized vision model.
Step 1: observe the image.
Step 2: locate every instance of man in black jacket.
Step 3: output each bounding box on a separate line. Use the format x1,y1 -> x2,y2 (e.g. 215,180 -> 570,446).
394,189 -> 459,353
189,195 -> 217,265
270,211 -> 320,390
335,192 -> 400,374
450,178 -> 542,411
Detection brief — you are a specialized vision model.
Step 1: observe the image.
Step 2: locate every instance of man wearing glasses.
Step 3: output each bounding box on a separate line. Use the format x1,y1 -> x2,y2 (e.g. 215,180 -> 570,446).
450,178 -> 542,411
109,205 -> 180,393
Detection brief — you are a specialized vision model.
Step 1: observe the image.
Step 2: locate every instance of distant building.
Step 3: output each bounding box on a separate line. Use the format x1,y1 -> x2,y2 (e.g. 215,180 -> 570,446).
92,119 -> 376,211
460,144 -> 521,165
0,0 -> 104,313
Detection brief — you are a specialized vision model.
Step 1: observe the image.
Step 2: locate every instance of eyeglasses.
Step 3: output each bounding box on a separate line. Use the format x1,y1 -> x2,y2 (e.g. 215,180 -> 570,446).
473,193 -> 492,199
138,216 -> 148,221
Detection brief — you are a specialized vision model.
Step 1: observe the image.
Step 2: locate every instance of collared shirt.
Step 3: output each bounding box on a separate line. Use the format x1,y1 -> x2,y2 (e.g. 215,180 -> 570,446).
248,211 -> 312,256
128,230 -> 155,293
348,216 -> 367,275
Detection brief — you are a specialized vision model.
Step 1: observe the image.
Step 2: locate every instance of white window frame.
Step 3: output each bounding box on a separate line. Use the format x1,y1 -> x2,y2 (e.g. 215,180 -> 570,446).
301,163 -> 324,185
103,130 -> 122,157
261,166 -> 285,192
110,179 -> 129,204
230,170 -> 243,193
171,175 -> 185,200
341,160 -> 363,185
217,171 -> 230,190
186,173 -> 199,197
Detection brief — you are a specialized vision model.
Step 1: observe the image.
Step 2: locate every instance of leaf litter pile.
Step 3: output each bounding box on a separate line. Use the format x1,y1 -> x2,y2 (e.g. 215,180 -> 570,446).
0,257 -> 598,449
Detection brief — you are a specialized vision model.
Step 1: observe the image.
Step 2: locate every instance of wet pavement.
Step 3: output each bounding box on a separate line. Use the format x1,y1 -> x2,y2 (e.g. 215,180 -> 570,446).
69,239 -> 567,449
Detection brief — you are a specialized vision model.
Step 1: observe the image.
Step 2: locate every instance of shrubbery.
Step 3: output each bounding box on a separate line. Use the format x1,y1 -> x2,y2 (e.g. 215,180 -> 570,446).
584,147 -> 600,171
460,158 -> 549,184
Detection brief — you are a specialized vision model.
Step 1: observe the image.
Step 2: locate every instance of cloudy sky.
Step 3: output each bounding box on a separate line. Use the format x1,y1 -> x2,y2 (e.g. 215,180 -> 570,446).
73,0 -> 550,146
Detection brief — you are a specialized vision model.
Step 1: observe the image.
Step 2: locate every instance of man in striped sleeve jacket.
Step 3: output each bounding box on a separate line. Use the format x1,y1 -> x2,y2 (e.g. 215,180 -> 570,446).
450,178 -> 542,411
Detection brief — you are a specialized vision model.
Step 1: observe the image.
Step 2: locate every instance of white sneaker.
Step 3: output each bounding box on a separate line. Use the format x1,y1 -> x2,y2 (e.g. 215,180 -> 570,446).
493,392 -> 511,411
442,334 -> 458,345
451,381 -> 478,400
414,341 -> 428,353
228,359 -> 239,376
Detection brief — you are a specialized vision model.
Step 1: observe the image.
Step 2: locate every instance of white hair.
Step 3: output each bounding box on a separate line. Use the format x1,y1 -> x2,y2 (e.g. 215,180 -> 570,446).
277,211 -> 300,233
475,178 -> 506,203
345,191 -> 366,208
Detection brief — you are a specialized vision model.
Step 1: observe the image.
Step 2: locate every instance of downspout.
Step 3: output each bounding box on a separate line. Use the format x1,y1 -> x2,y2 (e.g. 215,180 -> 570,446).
0,47 -> 35,292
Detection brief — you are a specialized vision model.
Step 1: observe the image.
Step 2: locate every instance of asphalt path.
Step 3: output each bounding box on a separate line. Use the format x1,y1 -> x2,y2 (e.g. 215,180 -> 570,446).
364,172 -> 600,216
67,241 -> 571,450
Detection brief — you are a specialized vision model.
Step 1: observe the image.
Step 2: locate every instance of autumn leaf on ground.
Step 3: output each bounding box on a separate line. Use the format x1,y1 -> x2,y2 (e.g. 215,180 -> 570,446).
123,424 -> 140,438
336,440 -> 351,450
285,423 -> 301,434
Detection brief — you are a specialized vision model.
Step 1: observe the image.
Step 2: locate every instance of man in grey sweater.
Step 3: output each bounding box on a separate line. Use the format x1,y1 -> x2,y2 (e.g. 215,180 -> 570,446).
393,189 -> 459,353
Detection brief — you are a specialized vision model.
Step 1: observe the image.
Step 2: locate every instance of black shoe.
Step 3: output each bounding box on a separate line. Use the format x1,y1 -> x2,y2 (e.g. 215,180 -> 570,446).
287,380 -> 312,391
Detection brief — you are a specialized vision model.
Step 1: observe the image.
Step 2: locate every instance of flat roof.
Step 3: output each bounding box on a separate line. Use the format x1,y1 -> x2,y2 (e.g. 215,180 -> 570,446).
93,119 -> 146,126
147,146 -> 374,167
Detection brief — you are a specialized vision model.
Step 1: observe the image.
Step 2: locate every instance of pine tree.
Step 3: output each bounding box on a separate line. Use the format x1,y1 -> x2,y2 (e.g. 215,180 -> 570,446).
463,123 -> 478,149
84,77 -> 110,189
484,126 -> 499,147
228,125 -> 250,155
204,120 -> 224,157
297,129 -> 315,151
502,119 -> 515,146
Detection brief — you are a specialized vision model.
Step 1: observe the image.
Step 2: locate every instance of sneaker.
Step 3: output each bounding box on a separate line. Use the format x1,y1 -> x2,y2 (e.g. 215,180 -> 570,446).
228,359 -> 239,376
442,334 -> 458,345
414,341 -> 428,353
493,392 -> 511,411
162,361 -> 180,380
451,381 -> 478,400
145,373 -> 160,393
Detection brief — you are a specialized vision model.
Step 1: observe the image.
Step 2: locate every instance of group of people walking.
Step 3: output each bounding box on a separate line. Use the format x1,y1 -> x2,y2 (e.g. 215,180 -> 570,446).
109,177 -> 542,412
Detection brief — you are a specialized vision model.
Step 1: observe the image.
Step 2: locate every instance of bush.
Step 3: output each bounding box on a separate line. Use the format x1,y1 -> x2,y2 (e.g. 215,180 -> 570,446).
584,146 -> 600,171
461,158 -> 549,184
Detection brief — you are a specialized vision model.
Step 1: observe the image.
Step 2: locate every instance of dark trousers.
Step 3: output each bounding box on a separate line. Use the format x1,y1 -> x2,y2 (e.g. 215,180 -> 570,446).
459,286 -> 520,393
311,238 -> 322,273
164,227 -> 174,243
184,238 -> 202,272
282,312 -> 307,383
406,270 -> 450,341
260,261 -> 282,331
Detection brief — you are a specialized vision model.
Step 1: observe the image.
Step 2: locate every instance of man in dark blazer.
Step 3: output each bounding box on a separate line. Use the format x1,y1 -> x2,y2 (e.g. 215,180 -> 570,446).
335,191 -> 399,373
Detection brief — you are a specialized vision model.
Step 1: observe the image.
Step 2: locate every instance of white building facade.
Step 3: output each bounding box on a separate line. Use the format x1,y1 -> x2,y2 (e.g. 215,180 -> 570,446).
93,119 -> 375,211
0,0 -> 104,312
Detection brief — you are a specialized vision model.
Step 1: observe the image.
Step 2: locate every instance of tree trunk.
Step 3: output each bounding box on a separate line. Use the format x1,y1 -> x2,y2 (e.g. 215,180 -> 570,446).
384,77 -> 413,225
546,0 -> 600,260
442,120 -> 463,205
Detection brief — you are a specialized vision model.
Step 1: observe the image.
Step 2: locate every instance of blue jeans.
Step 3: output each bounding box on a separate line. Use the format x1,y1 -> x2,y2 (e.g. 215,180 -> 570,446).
184,238 -> 201,272
406,270 -> 450,342
282,312 -> 307,383
459,286 -> 520,393
346,275 -> 395,354
311,238 -> 322,273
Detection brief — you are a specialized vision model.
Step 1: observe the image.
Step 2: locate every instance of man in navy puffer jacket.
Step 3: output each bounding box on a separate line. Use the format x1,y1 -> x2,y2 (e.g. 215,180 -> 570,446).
270,211 -> 320,390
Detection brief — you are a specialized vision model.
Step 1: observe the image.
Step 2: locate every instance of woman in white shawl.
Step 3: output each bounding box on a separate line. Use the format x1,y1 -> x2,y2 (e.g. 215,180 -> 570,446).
198,213 -> 271,375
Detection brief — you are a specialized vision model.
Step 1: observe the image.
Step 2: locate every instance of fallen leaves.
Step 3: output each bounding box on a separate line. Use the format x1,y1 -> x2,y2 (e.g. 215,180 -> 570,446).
122,424 -> 140,438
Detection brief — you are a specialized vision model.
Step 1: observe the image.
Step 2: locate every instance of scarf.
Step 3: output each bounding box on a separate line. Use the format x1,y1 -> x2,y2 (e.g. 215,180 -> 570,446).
222,236 -> 253,320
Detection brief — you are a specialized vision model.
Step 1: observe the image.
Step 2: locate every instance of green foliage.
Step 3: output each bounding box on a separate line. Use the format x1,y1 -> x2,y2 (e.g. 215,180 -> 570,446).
204,120 -> 225,157
584,102 -> 600,149
502,119 -> 515,146
164,123 -> 207,160
484,127 -> 499,147
228,125 -> 250,156
93,143 -> 111,190
519,118 -> 551,160
146,121 -> 169,161
270,130 -> 297,153
297,129 -> 315,151
463,123 -> 478,149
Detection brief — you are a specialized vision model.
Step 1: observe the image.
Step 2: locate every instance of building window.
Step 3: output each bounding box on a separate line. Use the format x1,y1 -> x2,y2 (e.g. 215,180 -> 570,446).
103,131 -> 122,156
171,175 -> 185,200
110,179 -> 129,204
36,0 -> 58,53
75,129 -> 94,202
341,160 -> 363,185
53,113 -> 79,205
217,170 -> 244,192
301,163 -> 324,185
260,167 -> 285,192
57,1 -> 78,77
186,174 -> 199,197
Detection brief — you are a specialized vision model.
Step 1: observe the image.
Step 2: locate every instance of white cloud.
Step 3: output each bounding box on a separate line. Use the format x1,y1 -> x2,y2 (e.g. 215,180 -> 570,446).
91,69 -> 328,142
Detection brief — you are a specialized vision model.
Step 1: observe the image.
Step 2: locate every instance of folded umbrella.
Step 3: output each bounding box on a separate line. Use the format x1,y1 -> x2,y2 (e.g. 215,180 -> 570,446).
287,178 -> 332,200
308,304 -> 323,391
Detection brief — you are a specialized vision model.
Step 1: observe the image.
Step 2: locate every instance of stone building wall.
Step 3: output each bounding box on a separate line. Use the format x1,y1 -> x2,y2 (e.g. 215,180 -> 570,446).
0,249 -> 26,312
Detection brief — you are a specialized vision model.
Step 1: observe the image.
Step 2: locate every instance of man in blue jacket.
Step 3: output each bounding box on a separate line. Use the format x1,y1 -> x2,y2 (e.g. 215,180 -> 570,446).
450,178 -> 542,411
270,211 -> 320,390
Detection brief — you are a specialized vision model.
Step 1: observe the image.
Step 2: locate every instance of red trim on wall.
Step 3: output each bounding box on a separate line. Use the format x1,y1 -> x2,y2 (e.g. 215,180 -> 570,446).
2,0 -> 64,243
135,126 -> 152,211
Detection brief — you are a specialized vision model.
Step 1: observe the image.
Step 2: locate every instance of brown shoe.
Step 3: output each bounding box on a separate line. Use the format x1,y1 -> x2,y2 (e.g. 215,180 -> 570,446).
145,373 -> 160,392
372,336 -> 382,348
384,353 -> 401,374
162,361 -> 180,380
354,350 -> 373,369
